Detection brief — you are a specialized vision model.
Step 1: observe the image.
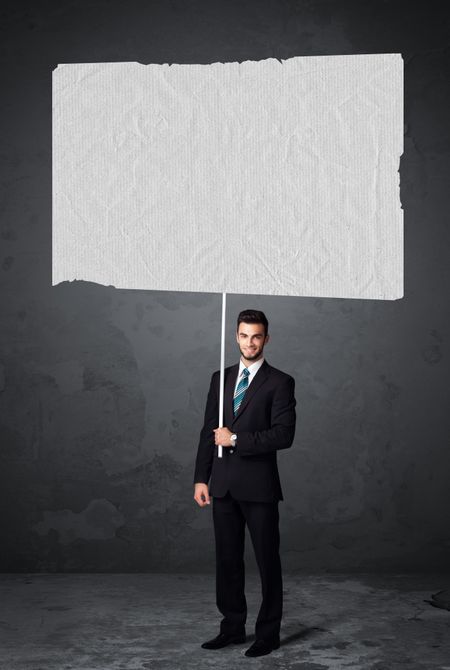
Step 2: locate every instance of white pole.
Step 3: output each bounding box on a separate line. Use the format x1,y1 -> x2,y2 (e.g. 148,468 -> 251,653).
218,291 -> 226,458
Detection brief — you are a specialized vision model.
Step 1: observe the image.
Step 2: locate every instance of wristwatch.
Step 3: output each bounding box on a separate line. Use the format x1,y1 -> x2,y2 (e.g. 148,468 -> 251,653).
230,433 -> 237,447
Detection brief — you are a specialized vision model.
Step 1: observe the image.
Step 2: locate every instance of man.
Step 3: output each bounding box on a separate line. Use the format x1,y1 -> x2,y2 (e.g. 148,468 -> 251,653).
193,309 -> 296,658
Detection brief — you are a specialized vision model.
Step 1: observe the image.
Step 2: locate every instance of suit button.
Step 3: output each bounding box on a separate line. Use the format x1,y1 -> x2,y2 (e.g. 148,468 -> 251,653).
230,449 -> 234,454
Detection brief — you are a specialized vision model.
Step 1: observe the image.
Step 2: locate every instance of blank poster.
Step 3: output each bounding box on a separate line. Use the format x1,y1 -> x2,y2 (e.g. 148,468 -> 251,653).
53,54 -> 403,300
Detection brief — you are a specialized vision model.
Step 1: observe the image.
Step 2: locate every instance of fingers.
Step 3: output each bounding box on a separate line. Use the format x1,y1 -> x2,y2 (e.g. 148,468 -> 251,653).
213,429 -> 224,446
194,484 -> 210,507
195,493 -> 210,507
213,427 -> 231,446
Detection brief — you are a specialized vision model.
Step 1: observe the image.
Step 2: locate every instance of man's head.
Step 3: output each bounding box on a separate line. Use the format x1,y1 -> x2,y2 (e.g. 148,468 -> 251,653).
236,310 -> 270,364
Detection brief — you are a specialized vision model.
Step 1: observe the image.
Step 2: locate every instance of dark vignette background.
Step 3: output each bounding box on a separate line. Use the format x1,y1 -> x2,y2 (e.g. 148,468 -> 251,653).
0,0 -> 449,573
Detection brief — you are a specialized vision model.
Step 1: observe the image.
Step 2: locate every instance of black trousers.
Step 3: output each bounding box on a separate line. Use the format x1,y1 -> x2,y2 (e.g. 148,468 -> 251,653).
212,491 -> 282,643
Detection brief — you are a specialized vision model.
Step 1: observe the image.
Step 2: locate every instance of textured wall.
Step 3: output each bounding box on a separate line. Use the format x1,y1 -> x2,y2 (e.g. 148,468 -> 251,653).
1,0 -> 449,572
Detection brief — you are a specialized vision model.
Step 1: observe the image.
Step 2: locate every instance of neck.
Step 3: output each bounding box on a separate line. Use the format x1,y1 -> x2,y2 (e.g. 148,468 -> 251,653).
241,354 -> 263,367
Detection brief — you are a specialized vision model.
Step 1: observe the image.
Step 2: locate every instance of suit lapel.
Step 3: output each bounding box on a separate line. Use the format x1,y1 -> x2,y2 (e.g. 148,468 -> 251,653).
231,359 -> 270,426
224,364 -> 239,428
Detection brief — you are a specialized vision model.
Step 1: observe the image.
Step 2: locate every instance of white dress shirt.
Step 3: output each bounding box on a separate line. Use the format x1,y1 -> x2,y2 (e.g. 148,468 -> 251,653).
233,356 -> 265,395
230,357 -> 265,452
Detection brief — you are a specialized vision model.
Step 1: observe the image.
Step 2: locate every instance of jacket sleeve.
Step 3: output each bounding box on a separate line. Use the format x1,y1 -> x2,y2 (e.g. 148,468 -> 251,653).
235,375 -> 296,457
193,371 -> 219,484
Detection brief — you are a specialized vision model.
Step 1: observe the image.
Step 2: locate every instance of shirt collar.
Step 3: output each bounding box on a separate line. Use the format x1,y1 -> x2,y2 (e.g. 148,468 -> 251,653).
239,357 -> 265,376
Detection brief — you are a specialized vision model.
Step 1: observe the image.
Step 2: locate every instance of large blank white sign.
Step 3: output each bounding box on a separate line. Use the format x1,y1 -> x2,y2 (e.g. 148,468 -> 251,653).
53,54 -> 403,299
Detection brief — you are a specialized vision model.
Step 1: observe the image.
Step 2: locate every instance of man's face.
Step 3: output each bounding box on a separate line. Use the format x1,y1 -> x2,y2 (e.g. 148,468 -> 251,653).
236,322 -> 269,362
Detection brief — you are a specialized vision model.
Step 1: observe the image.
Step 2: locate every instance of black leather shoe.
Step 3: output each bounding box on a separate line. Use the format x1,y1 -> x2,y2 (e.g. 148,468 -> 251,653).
244,638 -> 280,657
201,632 -> 247,649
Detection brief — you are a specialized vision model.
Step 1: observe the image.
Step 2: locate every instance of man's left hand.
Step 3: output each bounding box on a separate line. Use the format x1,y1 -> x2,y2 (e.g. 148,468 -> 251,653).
213,427 -> 233,447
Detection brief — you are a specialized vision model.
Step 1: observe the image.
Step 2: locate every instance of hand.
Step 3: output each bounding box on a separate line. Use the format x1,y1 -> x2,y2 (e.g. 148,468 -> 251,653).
194,482 -> 210,507
213,427 -> 233,447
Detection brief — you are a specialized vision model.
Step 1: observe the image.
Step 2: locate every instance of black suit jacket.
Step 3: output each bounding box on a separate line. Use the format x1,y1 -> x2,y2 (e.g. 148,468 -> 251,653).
193,359 -> 296,502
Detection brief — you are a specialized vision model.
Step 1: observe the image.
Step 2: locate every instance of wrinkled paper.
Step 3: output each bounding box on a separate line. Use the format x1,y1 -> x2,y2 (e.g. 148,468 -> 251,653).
53,54 -> 403,299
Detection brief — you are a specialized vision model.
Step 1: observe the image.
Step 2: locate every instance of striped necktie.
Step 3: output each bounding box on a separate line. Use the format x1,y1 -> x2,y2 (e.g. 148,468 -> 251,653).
233,368 -> 250,415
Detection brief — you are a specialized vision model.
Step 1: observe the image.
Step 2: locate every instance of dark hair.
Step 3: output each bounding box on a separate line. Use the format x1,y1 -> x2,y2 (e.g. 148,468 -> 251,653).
236,310 -> 269,337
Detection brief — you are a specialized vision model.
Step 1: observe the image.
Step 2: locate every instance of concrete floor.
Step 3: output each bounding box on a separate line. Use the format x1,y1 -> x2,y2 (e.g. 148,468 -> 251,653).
0,573 -> 449,669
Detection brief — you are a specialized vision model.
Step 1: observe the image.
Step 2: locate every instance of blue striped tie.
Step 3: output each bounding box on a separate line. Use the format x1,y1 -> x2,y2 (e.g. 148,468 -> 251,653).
233,368 -> 250,415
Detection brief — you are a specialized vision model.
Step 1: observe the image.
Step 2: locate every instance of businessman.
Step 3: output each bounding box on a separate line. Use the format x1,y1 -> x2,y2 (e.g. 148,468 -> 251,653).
193,309 -> 296,658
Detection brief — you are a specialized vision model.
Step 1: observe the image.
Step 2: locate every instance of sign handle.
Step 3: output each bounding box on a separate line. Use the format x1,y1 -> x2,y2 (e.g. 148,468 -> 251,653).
218,291 -> 226,458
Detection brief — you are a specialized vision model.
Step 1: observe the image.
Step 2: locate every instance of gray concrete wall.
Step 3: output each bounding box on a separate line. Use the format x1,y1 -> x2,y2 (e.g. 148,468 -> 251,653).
1,0 -> 449,572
